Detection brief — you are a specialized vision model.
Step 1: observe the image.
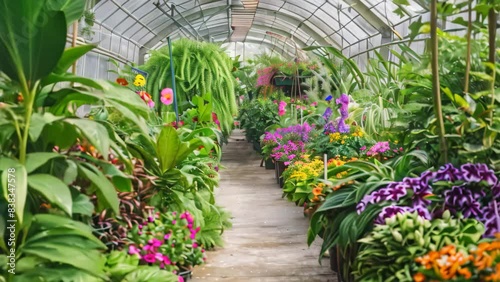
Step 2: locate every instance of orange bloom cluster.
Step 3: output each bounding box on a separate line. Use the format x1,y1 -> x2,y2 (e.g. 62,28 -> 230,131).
415,245 -> 472,281
311,183 -> 325,202
470,235 -> 500,281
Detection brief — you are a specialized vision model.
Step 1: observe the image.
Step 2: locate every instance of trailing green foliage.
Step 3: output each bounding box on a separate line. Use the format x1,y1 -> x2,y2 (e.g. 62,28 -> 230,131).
140,38 -> 238,136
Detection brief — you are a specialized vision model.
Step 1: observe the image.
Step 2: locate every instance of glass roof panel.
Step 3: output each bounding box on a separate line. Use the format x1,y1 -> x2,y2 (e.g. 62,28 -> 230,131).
91,0 -> 430,61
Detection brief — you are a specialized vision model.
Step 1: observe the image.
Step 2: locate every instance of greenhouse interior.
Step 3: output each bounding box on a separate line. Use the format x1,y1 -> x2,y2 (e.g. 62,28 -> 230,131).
1,0 -> 500,281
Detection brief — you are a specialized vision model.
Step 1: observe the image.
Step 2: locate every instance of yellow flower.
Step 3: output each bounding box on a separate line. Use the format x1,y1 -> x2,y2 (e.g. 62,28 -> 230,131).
133,74 -> 146,87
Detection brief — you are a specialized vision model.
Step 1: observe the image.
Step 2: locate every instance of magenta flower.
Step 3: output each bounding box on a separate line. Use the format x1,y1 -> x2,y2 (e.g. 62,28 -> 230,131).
164,233 -> 171,240
149,238 -> 163,248
128,245 -> 140,255
143,253 -> 157,263
193,242 -> 198,248
178,276 -> 185,282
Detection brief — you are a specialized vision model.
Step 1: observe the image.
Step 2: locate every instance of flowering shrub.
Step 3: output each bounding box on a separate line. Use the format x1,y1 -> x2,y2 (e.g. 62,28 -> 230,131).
354,211 -> 484,281
256,67 -> 276,86
278,100 -> 287,116
127,211 -> 206,274
364,141 -> 403,159
281,156 -> 353,206
261,123 -> 312,162
307,126 -> 371,159
357,163 -> 500,237
414,234 -> 500,281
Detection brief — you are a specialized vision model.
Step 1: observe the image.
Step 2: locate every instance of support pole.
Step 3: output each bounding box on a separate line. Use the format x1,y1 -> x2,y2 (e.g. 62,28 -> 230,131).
167,37 -> 180,124
71,21 -> 78,74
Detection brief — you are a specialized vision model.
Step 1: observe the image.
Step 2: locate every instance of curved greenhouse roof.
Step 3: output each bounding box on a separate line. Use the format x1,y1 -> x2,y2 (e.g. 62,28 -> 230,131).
78,0 -> 469,79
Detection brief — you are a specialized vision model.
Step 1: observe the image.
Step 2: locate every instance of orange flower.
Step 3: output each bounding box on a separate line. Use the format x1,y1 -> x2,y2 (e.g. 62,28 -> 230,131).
311,195 -> 320,202
17,94 -> 24,102
484,263 -> 500,281
413,272 -> 425,282
312,186 -> 323,196
116,77 -> 128,86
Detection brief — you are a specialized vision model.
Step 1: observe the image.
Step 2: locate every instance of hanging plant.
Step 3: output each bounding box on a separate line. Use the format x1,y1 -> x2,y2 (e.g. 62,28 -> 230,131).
140,38 -> 238,136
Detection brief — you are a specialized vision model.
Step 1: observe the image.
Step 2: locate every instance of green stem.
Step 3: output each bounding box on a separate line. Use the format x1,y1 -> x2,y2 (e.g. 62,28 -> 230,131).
464,1 -> 472,94
19,82 -> 38,165
488,7 -> 496,125
430,0 -> 448,164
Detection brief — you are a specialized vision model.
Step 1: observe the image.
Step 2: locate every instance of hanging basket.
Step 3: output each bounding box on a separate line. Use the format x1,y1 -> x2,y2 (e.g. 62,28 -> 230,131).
273,75 -> 294,86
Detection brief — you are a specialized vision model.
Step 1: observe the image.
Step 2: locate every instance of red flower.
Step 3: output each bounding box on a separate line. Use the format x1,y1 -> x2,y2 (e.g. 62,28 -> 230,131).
116,77 -> 128,86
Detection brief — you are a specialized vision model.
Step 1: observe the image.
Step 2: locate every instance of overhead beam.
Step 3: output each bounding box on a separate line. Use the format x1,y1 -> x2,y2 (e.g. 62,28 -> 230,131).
143,5 -> 336,49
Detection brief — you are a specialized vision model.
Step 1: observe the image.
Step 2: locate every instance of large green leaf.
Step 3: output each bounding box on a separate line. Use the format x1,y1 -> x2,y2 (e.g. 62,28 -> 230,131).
46,0 -> 86,25
157,126 -> 183,172
72,193 -> 94,216
28,174 -> 72,215
1,164 -> 27,224
78,163 -> 119,214
0,0 -> 67,83
53,45 -> 97,74
65,119 -> 110,160
122,266 -> 179,282
22,244 -> 106,278
29,112 -> 64,142
25,152 -> 63,174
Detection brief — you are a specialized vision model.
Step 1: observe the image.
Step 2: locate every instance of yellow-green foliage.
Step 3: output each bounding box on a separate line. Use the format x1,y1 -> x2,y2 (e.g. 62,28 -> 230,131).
141,39 -> 237,135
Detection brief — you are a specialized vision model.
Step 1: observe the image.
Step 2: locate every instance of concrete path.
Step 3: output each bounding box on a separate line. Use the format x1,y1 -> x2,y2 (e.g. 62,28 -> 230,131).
192,130 -> 336,282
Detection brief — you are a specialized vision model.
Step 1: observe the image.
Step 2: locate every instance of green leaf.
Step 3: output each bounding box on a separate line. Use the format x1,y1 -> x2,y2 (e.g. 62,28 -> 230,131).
53,45 -> 97,74
42,73 -> 104,89
22,245 -> 106,278
122,266 -> 179,282
65,119 -> 110,160
29,112 -> 64,142
78,164 -> 119,214
0,1 -> 67,83
25,152 -> 62,173
1,165 -> 27,224
28,174 -> 72,215
72,193 -> 94,216
156,126 -> 193,172
46,0 -> 86,25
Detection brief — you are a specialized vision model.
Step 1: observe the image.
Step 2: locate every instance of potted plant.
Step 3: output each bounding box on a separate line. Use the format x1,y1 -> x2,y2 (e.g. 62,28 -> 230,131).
127,211 -> 206,280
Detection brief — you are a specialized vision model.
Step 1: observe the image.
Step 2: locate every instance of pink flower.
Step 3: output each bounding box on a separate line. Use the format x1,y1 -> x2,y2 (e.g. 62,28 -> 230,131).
149,238 -> 162,247
172,220 -> 177,225
163,255 -> 172,265
178,276 -> 185,282
161,88 -> 174,105
148,100 -> 155,108
128,245 -> 140,255
360,146 -> 366,151
311,102 -> 318,107
193,242 -> 198,248
155,252 -> 164,261
143,253 -> 156,263
164,233 -> 171,240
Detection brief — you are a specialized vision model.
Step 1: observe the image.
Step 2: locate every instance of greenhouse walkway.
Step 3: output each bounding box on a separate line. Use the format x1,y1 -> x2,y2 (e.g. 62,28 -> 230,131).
192,130 -> 335,282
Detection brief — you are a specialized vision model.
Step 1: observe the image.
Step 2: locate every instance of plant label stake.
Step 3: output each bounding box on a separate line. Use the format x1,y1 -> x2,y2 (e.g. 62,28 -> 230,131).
323,153 -> 327,180
167,36 -> 180,123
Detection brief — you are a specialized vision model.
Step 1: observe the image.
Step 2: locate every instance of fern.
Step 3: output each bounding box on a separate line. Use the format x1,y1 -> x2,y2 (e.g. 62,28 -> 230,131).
140,38 -> 237,136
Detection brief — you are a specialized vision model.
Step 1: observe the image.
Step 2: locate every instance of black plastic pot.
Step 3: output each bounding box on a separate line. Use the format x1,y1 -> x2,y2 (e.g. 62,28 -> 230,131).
252,141 -> 262,153
264,158 -> 275,169
276,161 -> 288,188
179,270 -> 192,281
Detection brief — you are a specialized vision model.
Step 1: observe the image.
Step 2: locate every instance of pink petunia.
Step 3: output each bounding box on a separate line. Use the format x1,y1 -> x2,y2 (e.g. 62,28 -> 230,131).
160,88 -> 174,105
